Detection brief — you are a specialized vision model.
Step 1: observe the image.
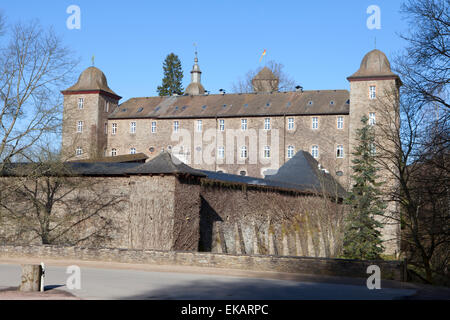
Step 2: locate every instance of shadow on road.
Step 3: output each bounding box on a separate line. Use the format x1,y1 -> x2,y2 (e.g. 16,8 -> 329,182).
119,277 -> 415,300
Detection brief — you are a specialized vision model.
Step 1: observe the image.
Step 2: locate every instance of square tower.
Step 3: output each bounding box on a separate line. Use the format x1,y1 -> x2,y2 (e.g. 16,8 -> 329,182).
61,67 -> 121,160
347,49 -> 403,257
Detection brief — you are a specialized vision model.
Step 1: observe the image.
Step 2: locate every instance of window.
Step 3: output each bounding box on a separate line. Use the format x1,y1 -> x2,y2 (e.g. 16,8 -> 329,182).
151,121 -> 156,133
241,119 -> 247,131
76,147 -> 83,156
78,98 -> 84,109
370,143 -> 376,155
130,122 -> 136,134
77,121 -> 83,133
104,123 -> 108,134
111,148 -> 117,156
219,119 -> 225,131
130,148 -> 136,154
311,145 -> 319,158
240,146 -> 247,158
174,121 -> 179,132
197,120 -> 202,132
288,118 -> 294,130
369,86 -> 376,99
336,145 -> 344,158
105,101 -> 109,112
337,116 -> 344,129
218,146 -> 224,159
264,118 -> 271,130
287,145 -> 295,158
312,117 -> 319,129
112,123 -> 117,135
369,112 -> 376,125
264,146 -> 271,158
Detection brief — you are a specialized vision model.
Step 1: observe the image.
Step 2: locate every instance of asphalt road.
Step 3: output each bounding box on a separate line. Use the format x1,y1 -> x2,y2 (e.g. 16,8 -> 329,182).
0,263 -> 417,300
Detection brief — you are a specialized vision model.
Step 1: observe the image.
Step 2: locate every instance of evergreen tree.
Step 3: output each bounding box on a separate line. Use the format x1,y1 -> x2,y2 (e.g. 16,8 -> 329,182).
343,116 -> 385,260
157,53 -> 184,96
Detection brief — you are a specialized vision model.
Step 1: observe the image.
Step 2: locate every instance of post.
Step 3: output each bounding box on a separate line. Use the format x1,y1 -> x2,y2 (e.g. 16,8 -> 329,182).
19,264 -> 43,292
402,258 -> 408,282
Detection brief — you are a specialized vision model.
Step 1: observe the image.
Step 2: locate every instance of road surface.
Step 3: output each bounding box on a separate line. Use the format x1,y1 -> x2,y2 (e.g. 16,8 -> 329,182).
0,262 -> 417,300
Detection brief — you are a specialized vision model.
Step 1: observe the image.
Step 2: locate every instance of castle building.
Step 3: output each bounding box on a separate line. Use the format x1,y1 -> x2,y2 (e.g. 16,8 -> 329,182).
61,49 -> 401,191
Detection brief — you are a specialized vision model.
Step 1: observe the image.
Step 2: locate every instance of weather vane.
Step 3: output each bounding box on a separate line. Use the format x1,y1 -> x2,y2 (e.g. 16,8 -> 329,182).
193,42 -> 198,58
91,55 -> 95,66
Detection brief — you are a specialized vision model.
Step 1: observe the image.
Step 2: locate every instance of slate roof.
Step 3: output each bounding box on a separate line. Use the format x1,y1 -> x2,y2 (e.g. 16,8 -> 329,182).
347,49 -> 400,81
0,162 -> 140,177
125,152 -> 206,177
109,90 -> 349,120
62,66 -> 121,98
265,151 -> 347,198
200,151 -> 346,198
1,151 -> 345,198
69,153 -> 148,163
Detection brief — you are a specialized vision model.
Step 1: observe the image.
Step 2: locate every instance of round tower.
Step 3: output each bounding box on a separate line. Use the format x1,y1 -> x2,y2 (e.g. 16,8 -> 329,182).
61,66 -> 121,160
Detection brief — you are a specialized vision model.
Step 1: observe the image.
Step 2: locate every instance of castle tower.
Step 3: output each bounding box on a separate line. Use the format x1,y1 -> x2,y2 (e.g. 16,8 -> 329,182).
347,49 -> 402,256
61,66 -> 121,160
185,52 -> 205,95
252,67 -> 279,92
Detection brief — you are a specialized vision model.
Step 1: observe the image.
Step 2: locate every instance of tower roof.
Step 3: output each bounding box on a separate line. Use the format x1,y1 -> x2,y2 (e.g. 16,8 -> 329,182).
63,66 -> 121,99
185,52 -> 205,95
348,49 -> 400,81
253,67 -> 277,80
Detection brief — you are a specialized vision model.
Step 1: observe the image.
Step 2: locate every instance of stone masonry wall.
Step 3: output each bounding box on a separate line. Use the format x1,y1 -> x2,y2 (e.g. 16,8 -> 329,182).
199,183 -> 346,258
0,244 -> 406,281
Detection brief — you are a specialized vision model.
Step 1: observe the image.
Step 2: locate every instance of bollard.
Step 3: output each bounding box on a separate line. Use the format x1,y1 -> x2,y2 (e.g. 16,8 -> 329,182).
40,262 -> 45,292
19,264 -> 43,292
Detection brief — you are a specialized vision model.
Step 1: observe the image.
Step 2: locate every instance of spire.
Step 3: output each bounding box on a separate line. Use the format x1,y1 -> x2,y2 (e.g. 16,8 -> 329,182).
185,49 -> 205,95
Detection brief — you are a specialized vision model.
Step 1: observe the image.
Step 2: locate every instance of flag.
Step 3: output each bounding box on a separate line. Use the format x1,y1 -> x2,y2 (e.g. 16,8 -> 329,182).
259,49 -> 266,62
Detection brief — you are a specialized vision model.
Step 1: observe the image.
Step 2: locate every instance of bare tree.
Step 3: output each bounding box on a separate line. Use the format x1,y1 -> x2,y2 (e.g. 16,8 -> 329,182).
232,60 -> 297,93
371,81 -> 449,284
395,0 -> 449,111
0,17 -> 79,166
0,147 -> 126,246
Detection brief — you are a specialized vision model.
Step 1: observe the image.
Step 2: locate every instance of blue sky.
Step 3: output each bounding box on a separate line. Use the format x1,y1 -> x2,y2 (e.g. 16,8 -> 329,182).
2,0 -> 409,102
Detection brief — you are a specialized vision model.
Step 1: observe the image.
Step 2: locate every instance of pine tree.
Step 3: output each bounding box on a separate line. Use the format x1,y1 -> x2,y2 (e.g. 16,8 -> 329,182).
343,116 -> 385,260
156,53 -> 184,96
